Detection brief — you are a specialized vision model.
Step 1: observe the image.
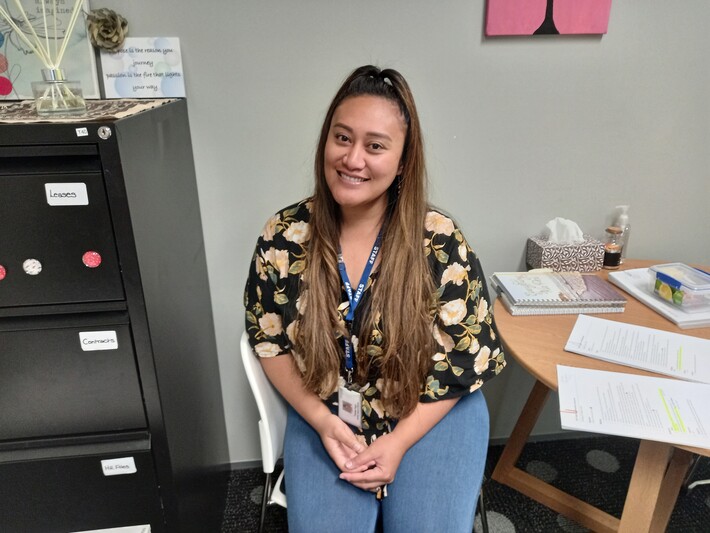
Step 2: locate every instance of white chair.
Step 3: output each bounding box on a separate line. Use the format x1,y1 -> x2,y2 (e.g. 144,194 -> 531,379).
685,456 -> 709,491
240,331 -> 489,533
240,331 -> 288,533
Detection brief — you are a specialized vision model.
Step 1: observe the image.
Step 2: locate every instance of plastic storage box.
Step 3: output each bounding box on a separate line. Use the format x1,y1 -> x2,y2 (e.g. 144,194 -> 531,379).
649,263 -> 710,312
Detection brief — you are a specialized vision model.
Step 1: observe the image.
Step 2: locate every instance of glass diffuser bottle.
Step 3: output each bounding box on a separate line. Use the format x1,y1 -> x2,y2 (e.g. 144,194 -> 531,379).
31,68 -> 86,116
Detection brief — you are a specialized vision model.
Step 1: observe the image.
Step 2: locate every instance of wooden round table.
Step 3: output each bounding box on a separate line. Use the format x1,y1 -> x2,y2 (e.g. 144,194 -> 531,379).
491,259 -> 710,533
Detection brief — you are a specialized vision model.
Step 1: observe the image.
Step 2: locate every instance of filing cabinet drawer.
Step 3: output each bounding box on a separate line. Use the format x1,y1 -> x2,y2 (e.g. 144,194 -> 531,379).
0,448 -> 164,532
0,172 -> 124,308
0,320 -> 147,440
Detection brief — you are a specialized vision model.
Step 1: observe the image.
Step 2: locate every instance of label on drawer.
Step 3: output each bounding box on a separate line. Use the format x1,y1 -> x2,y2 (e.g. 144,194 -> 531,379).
73,526 -> 150,533
101,457 -> 137,476
79,330 -> 118,351
45,182 -> 89,206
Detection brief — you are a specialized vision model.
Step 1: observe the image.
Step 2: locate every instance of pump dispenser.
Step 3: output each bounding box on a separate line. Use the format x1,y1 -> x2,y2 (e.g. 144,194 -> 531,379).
615,205 -> 631,263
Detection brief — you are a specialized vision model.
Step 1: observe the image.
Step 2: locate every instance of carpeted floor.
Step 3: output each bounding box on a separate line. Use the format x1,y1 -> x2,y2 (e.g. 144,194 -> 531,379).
221,436 -> 710,532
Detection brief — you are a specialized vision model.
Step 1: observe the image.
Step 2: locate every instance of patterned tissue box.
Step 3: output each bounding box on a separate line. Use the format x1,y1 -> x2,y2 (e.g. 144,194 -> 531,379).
526,235 -> 604,272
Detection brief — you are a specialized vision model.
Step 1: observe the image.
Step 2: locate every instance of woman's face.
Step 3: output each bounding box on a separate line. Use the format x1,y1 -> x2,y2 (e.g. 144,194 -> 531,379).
324,95 -> 406,216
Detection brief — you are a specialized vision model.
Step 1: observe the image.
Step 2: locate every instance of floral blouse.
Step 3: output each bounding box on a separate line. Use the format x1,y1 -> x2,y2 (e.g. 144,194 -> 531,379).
244,198 -> 505,443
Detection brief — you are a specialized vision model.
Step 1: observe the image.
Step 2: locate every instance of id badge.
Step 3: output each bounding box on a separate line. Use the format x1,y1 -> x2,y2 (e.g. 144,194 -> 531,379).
338,385 -> 362,429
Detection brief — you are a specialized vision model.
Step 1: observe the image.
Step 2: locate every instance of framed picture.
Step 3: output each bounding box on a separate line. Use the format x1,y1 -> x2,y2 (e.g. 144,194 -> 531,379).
486,0 -> 613,36
0,0 -> 100,100
100,37 -> 186,99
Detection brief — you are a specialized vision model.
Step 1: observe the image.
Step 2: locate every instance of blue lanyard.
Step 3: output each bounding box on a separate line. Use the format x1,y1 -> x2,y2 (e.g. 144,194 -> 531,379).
337,230 -> 382,383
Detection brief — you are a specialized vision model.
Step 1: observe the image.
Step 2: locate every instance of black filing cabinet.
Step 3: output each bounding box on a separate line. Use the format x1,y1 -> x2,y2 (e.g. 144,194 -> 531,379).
0,100 -> 229,532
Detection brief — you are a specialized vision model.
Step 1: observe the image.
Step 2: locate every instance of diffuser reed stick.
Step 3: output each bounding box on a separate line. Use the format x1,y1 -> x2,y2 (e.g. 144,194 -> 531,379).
0,0 -> 84,69
0,0 -> 87,114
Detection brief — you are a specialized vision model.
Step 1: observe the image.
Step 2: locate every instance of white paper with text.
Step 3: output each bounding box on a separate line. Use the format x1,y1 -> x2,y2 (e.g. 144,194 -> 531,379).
565,314 -> 710,383
557,365 -> 710,449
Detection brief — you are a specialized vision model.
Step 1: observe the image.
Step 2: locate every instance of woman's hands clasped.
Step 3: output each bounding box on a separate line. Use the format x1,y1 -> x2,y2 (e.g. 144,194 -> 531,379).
315,413 -> 407,494
338,432 -> 408,493
314,413 -> 372,474
322,398 -> 461,494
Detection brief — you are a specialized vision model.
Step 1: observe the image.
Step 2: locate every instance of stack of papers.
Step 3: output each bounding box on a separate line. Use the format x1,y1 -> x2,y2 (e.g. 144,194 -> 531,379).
559,315 -> 710,448
608,268 -> 710,329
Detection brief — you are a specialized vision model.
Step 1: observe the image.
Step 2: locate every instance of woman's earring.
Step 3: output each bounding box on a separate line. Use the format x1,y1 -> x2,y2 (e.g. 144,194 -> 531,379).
396,175 -> 402,196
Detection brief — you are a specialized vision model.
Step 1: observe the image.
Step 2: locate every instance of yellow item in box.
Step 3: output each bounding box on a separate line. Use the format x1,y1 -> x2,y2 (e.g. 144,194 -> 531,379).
649,263 -> 710,313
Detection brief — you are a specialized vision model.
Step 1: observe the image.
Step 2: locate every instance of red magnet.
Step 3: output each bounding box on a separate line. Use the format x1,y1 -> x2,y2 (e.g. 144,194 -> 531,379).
82,251 -> 102,268
0,265 -> 5,281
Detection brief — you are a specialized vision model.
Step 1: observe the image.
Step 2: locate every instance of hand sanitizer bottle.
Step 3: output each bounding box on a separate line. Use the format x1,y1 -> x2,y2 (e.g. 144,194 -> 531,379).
615,205 -> 631,263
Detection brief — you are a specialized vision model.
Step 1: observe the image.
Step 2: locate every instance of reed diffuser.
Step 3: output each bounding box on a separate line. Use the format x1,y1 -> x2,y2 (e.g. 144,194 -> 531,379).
0,0 -> 87,115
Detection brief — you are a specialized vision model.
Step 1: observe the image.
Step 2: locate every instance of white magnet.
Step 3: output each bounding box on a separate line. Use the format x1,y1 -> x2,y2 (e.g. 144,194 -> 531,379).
23,259 -> 42,275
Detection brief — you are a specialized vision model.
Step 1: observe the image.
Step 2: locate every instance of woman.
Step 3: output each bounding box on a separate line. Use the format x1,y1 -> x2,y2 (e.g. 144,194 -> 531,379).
244,65 -> 505,532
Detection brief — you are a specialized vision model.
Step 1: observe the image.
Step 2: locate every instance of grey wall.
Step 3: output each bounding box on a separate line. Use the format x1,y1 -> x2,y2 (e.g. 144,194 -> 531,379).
100,0 -> 710,463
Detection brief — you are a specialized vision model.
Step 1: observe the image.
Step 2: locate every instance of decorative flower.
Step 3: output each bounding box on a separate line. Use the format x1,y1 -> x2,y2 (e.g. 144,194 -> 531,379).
468,337 -> 480,355
474,346 -> 491,374
476,298 -> 489,323
261,247 -> 290,278
296,291 -> 307,314
261,214 -> 280,241
469,380 -> 484,392
286,320 -> 299,345
87,8 -> 129,51
258,313 -> 283,336
284,221 -> 310,244
440,299 -> 467,326
425,212 -> 455,236
255,255 -> 267,281
441,262 -> 469,286
458,243 -> 468,261
254,342 -> 282,358
369,398 -> 386,418
433,324 -> 455,352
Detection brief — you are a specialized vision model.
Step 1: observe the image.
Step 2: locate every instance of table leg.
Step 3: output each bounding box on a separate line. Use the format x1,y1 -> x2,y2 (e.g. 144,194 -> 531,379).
618,441 -> 695,533
492,379 -> 620,533
492,379 -> 550,481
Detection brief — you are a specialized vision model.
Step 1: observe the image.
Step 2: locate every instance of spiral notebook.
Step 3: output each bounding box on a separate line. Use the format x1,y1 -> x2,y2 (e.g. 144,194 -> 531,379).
497,292 -> 626,316
491,271 -> 627,309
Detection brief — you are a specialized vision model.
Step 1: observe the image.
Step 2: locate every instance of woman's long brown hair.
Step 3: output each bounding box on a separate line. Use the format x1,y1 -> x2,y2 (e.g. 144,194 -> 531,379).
295,65 -> 435,418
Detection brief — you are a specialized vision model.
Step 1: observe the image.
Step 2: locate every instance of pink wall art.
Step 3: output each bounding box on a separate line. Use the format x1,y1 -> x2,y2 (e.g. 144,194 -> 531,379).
486,0 -> 612,36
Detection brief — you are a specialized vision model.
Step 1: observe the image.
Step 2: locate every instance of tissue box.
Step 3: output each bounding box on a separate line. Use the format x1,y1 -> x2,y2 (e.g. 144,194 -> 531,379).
526,235 -> 604,272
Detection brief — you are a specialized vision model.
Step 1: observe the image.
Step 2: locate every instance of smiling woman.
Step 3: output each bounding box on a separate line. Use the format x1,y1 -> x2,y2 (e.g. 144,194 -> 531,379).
324,95 -> 406,219
244,65 -> 505,533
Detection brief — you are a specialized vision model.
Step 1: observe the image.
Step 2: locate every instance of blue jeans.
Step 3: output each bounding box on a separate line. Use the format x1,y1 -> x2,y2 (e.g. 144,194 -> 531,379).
284,390 -> 489,533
